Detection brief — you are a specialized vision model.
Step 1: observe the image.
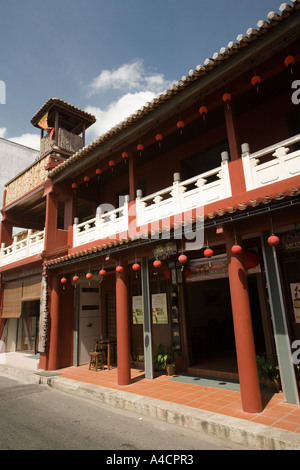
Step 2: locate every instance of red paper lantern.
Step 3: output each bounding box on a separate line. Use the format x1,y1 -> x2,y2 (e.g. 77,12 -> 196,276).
99,269 -> 107,277
153,260 -> 162,268
268,235 -> 280,246
72,275 -> 79,283
251,75 -> 262,88
132,263 -> 140,271
156,134 -> 163,142
178,254 -> 187,264
204,248 -> 214,258
122,152 -> 128,159
96,168 -> 102,176
244,250 -> 260,269
199,106 -> 208,118
86,272 -> 93,280
109,160 -> 115,167
177,120 -> 185,130
116,265 -> 123,273
231,244 -> 242,254
137,144 -> 144,152
222,93 -> 232,103
84,176 -> 89,183
284,55 -> 295,68
71,183 -> 77,190
61,277 -> 67,285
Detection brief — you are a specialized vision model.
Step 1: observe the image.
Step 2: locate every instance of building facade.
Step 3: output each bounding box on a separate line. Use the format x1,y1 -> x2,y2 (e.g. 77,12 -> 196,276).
0,3 -> 300,413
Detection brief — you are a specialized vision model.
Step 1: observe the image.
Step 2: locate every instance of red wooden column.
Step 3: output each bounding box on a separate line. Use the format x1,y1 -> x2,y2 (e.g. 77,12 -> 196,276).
43,183 -> 58,253
223,98 -> 246,195
48,274 -> 60,371
116,261 -> 131,385
128,152 -> 136,202
224,226 -> 262,413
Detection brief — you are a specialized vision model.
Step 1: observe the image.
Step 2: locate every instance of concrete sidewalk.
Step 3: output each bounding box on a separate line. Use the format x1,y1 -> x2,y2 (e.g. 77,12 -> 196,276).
0,353 -> 300,450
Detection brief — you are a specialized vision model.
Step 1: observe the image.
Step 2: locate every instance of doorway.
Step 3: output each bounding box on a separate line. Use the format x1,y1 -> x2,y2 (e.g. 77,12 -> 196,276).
16,300 -> 40,354
185,275 -> 267,375
78,282 -> 101,365
186,278 -> 235,365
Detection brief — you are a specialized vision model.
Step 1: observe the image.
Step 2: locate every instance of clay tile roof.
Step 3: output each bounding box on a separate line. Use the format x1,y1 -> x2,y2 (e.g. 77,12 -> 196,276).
31,97 -> 96,128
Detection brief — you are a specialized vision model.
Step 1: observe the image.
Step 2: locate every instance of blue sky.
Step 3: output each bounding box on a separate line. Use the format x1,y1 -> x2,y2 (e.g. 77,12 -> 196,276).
0,0 -> 287,150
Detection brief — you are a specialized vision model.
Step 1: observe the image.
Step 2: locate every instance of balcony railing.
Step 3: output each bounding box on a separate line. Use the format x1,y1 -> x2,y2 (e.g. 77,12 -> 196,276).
73,200 -> 129,247
242,134 -> 300,191
136,154 -> 231,227
0,230 -> 45,267
71,156 -> 232,248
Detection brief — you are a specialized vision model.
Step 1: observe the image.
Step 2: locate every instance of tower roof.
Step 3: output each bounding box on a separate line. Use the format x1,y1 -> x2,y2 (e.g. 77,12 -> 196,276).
30,97 -> 96,135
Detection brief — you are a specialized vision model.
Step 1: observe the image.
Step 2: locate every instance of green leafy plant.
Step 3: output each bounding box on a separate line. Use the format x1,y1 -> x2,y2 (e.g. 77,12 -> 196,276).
154,344 -> 179,371
256,355 -> 281,391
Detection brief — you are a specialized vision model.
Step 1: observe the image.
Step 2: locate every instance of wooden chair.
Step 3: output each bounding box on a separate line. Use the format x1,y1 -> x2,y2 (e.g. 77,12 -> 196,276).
88,341 -> 104,371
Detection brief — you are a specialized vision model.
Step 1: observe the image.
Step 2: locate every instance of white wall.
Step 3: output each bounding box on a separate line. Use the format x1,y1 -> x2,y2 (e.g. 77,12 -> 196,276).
0,137 -> 39,212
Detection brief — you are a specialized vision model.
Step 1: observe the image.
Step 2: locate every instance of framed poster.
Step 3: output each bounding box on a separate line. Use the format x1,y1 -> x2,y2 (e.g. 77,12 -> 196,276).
152,293 -> 168,324
290,283 -> 300,323
132,296 -> 143,324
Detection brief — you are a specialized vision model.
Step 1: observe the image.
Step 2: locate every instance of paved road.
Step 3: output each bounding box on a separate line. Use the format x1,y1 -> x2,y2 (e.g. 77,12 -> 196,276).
0,375 -> 250,452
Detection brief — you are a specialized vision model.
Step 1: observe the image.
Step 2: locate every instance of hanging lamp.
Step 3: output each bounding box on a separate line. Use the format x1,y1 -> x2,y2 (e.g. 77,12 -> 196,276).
132,263 -> 140,271
177,120 -> 185,134
267,208 -> 280,246
199,106 -> 208,120
153,259 -> 162,269
109,160 -> 115,171
251,75 -> 262,91
156,133 -> 163,147
204,247 -> 214,258
284,55 -> 295,74
231,225 -> 242,254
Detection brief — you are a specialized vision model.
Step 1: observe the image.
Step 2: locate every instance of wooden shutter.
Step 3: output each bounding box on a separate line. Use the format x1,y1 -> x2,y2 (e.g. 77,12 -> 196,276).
2,280 -> 22,318
22,275 -> 41,301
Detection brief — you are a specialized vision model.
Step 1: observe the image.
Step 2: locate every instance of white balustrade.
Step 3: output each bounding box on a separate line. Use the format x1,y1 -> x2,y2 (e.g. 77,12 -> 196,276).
0,229 -> 45,266
136,156 -> 231,227
242,134 -> 300,191
73,201 -> 129,247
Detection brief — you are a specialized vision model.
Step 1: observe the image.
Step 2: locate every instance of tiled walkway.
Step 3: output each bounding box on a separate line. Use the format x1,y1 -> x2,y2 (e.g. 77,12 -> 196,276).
58,364 -> 300,434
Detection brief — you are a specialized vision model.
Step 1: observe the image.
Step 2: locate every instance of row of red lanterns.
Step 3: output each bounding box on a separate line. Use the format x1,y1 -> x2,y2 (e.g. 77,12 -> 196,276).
61,233 -> 279,286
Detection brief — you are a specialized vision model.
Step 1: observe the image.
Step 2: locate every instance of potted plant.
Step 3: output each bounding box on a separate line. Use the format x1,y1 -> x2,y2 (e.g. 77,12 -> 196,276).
256,355 -> 281,392
154,344 -> 179,375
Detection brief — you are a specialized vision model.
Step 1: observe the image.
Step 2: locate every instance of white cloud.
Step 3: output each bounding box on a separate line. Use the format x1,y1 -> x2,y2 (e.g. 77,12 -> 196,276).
0,128 -> 40,149
89,59 -> 170,94
0,127 -> 7,138
86,59 -> 172,141
86,90 -> 158,141
8,133 -> 40,150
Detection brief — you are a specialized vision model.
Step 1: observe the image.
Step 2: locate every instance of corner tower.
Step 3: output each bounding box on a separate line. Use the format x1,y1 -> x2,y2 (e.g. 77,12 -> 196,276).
30,98 -> 96,167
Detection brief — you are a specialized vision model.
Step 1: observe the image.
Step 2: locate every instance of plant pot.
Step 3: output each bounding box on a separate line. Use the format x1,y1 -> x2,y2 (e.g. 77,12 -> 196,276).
165,363 -> 175,376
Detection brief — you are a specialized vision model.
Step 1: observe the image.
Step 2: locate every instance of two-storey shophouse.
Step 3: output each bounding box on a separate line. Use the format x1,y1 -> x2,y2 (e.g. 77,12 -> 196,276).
1,2 -> 300,413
